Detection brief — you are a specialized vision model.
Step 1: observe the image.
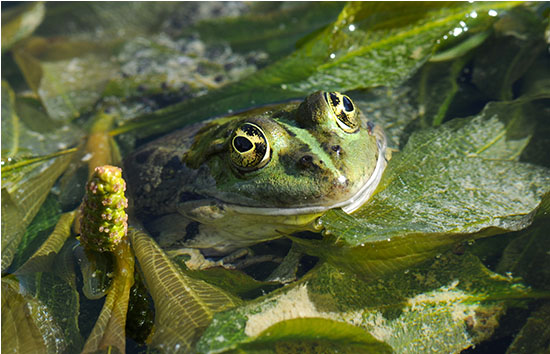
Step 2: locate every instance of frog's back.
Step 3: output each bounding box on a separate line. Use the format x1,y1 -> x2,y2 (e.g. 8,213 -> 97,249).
124,122 -> 207,217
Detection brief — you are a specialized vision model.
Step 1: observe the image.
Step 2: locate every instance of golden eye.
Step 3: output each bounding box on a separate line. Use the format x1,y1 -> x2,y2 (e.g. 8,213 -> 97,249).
324,92 -> 359,133
230,122 -> 271,171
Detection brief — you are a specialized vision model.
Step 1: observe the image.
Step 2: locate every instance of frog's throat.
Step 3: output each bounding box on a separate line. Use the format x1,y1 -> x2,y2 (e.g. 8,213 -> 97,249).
227,127 -> 388,216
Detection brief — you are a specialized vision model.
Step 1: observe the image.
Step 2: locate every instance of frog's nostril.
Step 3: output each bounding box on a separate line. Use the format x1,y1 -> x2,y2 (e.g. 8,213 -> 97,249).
299,155 -> 314,168
331,145 -> 342,156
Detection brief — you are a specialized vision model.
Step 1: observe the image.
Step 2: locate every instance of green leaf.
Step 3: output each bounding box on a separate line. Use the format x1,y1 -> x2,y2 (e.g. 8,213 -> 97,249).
506,302 -> 550,354
114,2 -> 521,138
496,219 -> 550,290
199,252 -> 540,353
82,239 -> 134,353
2,273 -> 82,353
415,57 -> 471,127
13,38 -> 120,121
316,99 -> 550,277
130,229 -> 241,352
1,2 -> 45,53
14,211 -> 75,275
193,2 -> 345,61
1,152 -> 74,272
1,81 -> 20,158
219,317 -> 393,354
472,6 -> 548,101
180,264 -> 282,300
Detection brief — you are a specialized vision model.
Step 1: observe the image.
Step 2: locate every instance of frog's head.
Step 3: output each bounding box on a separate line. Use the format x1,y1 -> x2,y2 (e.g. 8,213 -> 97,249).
183,91 -> 387,215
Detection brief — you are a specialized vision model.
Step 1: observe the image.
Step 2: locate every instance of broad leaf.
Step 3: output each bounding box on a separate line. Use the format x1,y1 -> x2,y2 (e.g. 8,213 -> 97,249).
1,2 -> 45,53
194,2 -> 344,60
1,152 -> 74,271
506,302 -> 550,354
210,317 -> 393,354
114,2 -> 519,138
496,219 -> 550,290
82,238 -> 135,353
199,252 -> 541,353
10,194 -> 62,271
1,80 -> 19,157
315,99 -> 550,276
130,229 -> 240,352
1,273 -> 82,353
15,211 -> 75,275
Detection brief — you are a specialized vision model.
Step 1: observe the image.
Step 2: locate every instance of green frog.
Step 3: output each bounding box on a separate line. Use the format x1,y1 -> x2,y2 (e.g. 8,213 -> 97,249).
124,91 -> 388,269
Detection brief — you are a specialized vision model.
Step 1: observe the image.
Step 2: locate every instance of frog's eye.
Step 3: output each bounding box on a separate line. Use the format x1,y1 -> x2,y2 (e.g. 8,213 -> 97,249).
324,92 -> 359,133
230,122 -> 271,171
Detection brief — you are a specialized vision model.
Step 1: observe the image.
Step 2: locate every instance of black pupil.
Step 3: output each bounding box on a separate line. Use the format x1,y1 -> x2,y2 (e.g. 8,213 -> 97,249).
343,96 -> 354,112
234,136 -> 253,153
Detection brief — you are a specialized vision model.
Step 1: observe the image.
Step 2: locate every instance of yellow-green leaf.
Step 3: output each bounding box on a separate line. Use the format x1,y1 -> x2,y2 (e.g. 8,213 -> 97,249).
82,238 -> 134,353
1,2 -> 45,53
130,229 -> 241,352
1,152 -> 73,272
15,211 -> 75,275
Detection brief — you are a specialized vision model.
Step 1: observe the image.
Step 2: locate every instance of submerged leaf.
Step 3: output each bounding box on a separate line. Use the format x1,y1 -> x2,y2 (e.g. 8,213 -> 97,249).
316,99 -> 550,276
221,317 -> 392,354
1,152 -> 73,271
13,38 -> 119,121
15,211 -> 75,275
199,252 -> 537,353
1,2 -> 45,53
2,273 -> 82,353
506,302 -> 550,354
130,229 -> 240,352
82,238 -> 134,353
496,219 -> 550,290
114,2 -> 520,138
1,80 -> 19,157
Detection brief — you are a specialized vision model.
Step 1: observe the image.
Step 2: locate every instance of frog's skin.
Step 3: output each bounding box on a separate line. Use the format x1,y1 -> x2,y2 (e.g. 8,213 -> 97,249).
124,91 -> 388,262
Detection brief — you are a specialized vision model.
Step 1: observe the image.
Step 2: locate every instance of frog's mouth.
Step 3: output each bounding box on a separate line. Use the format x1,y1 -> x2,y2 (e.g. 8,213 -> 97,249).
225,129 -> 388,216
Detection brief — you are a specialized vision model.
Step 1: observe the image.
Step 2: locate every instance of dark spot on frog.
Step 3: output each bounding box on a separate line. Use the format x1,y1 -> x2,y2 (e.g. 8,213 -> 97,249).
184,221 -> 200,242
331,144 -> 342,157
164,156 -> 183,171
134,149 -> 153,164
299,155 -> 314,168
179,192 -> 205,203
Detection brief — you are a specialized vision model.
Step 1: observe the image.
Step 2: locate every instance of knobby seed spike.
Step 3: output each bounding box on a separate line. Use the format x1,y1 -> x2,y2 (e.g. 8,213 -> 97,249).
79,165 -> 128,252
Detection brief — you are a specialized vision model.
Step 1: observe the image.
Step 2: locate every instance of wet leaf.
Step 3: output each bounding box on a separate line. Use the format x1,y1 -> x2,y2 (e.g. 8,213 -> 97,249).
506,302 -> 550,354
1,152 -> 74,272
216,317 -> 393,354
82,239 -> 134,353
1,273 -> 82,353
13,38 -> 119,121
15,211 -> 75,275
472,6 -> 547,101
199,252 -> 540,353
114,2 -> 520,138
496,219 -> 550,290
194,2 -> 345,60
1,81 -> 20,157
1,2 -> 45,53
415,57 -> 472,127
130,229 -> 240,352
316,99 -> 550,276
10,194 -> 62,271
